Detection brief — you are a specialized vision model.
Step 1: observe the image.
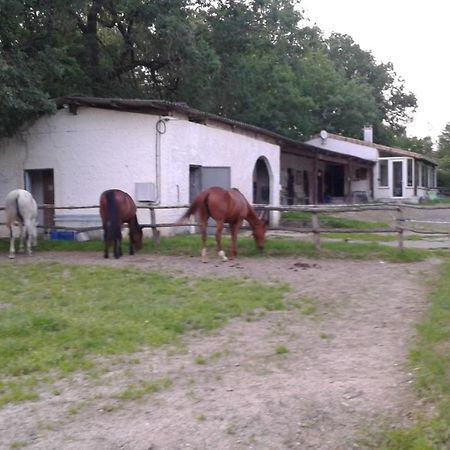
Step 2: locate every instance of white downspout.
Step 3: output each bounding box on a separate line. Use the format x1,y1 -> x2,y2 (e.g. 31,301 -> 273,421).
154,117 -> 167,204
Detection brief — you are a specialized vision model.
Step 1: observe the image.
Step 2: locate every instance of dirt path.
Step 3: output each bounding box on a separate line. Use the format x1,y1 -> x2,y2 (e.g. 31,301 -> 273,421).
0,252 -> 440,450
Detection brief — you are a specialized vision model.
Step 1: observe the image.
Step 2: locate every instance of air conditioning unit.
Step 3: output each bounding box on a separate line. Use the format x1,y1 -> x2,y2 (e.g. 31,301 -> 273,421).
135,182 -> 157,202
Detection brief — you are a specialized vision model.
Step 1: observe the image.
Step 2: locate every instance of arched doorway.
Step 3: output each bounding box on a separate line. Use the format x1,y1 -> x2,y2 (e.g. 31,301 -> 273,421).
253,157 -> 271,204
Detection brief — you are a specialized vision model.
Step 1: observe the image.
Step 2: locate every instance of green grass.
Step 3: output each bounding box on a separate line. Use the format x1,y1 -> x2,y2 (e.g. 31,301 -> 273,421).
275,345 -> 289,354
0,232 -> 436,263
146,235 -> 433,263
323,232 -> 428,242
360,261 -> 450,449
281,211 -> 389,229
116,378 -> 172,401
0,263 -> 287,407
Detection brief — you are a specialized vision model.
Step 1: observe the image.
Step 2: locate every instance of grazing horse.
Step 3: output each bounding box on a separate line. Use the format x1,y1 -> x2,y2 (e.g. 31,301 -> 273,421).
99,189 -> 143,259
5,189 -> 38,259
178,187 -> 266,262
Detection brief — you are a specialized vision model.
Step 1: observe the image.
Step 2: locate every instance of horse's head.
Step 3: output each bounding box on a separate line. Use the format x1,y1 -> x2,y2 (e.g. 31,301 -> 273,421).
252,219 -> 266,251
130,225 -> 144,250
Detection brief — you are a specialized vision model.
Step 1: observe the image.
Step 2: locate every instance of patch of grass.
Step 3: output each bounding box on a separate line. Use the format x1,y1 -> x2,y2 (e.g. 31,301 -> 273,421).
116,378 -> 172,401
195,356 -> 206,365
323,232 -> 429,242
0,379 -> 39,405
281,211 -> 389,229
0,238 -> 104,253
0,263 -> 287,407
360,261 -> 450,449
10,441 -> 28,449
287,297 -> 317,315
0,233 -> 436,263
275,345 -> 289,355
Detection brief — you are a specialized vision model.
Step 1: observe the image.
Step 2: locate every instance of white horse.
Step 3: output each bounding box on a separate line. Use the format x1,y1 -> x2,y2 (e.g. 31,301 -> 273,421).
5,189 -> 38,258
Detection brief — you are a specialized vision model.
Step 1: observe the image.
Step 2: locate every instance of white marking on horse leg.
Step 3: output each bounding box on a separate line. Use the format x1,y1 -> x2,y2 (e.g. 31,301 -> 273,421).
8,226 -> 16,258
218,250 -> 228,262
18,223 -> 25,253
201,247 -> 208,263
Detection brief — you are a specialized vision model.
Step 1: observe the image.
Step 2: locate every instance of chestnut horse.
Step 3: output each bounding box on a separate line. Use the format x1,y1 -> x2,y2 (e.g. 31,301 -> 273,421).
5,189 -> 38,258
99,189 -> 143,259
179,187 -> 266,262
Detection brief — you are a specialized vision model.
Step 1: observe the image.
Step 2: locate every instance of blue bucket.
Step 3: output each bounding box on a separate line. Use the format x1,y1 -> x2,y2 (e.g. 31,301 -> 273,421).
49,231 -> 75,241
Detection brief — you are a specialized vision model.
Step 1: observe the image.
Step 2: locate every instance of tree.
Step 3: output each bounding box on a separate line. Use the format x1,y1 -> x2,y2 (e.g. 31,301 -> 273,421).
325,33 -> 417,142
436,123 -> 450,187
0,0 -> 425,145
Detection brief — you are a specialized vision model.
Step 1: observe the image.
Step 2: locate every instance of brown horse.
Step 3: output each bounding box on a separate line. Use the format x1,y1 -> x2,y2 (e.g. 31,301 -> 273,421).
99,189 -> 143,259
179,187 -> 266,262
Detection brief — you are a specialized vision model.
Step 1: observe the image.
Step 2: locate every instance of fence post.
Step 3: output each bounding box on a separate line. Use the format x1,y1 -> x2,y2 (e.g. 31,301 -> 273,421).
396,207 -> 404,250
311,211 -> 320,252
149,207 -> 161,247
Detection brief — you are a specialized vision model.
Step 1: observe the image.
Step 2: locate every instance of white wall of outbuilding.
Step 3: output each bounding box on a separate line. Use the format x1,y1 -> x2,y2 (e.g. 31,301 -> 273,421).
0,107 -> 280,237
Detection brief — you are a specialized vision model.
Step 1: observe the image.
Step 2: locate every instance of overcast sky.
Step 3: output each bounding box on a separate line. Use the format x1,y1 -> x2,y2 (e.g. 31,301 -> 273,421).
300,0 -> 450,142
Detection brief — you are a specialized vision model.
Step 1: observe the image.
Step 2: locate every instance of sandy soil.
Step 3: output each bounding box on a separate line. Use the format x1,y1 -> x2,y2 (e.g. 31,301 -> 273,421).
0,251 -> 440,450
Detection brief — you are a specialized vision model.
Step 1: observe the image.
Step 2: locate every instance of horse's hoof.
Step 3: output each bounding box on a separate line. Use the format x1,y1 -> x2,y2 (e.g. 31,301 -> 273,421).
218,251 -> 228,262
8,254 -> 15,259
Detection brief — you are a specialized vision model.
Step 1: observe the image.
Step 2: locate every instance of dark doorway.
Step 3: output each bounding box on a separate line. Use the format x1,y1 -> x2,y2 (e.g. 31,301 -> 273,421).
324,164 -> 345,200
252,157 -> 270,204
24,169 -> 54,231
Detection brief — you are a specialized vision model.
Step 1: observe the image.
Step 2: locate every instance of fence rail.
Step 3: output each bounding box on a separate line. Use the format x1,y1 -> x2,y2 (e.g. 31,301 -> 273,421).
1,202 -> 450,250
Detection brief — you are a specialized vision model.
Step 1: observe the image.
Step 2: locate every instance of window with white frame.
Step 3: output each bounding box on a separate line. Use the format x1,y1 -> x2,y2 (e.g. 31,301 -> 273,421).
379,160 -> 388,186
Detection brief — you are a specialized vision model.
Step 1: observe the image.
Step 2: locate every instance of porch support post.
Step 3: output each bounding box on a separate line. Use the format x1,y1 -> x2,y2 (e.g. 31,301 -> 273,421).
312,155 -> 318,205
346,163 -> 352,203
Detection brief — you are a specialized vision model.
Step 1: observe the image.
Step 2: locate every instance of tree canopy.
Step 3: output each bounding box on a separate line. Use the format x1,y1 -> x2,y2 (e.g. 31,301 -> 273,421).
0,0 -> 423,147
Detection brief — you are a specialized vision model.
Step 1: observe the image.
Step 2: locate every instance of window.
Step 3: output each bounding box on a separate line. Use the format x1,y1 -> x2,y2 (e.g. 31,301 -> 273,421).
407,159 -> 413,187
421,165 -> 429,188
379,160 -> 388,186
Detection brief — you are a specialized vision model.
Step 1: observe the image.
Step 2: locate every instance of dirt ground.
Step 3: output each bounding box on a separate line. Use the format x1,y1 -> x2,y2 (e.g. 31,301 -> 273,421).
0,251 -> 441,450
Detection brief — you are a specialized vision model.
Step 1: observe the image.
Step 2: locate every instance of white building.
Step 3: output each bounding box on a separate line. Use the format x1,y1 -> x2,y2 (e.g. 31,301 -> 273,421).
0,97 -> 438,238
305,127 -> 438,203
0,97 -> 281,235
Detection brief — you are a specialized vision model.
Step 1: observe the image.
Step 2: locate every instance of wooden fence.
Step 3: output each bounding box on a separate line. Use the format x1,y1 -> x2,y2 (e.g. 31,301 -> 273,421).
2,202 -> 450,251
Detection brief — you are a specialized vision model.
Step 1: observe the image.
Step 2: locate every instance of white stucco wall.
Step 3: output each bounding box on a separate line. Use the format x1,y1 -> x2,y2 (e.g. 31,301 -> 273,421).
0,107 -> 158,233
156,119 -> 280,230
160,119 -> 280,204
0,107 -> 280,237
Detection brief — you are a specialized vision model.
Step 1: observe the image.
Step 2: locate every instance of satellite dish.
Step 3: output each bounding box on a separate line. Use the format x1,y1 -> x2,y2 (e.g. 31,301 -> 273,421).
320,130 -> 328,140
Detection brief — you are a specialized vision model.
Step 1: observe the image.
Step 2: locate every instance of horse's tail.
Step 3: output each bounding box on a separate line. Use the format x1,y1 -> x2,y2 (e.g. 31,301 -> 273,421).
15,196 -> 24,224
105,190 -> 122,240
177,191 -> 209,224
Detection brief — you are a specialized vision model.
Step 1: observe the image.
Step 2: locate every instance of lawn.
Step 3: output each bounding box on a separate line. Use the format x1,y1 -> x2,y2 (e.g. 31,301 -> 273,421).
0,262 -> 288,407
0,233 -> 438,264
